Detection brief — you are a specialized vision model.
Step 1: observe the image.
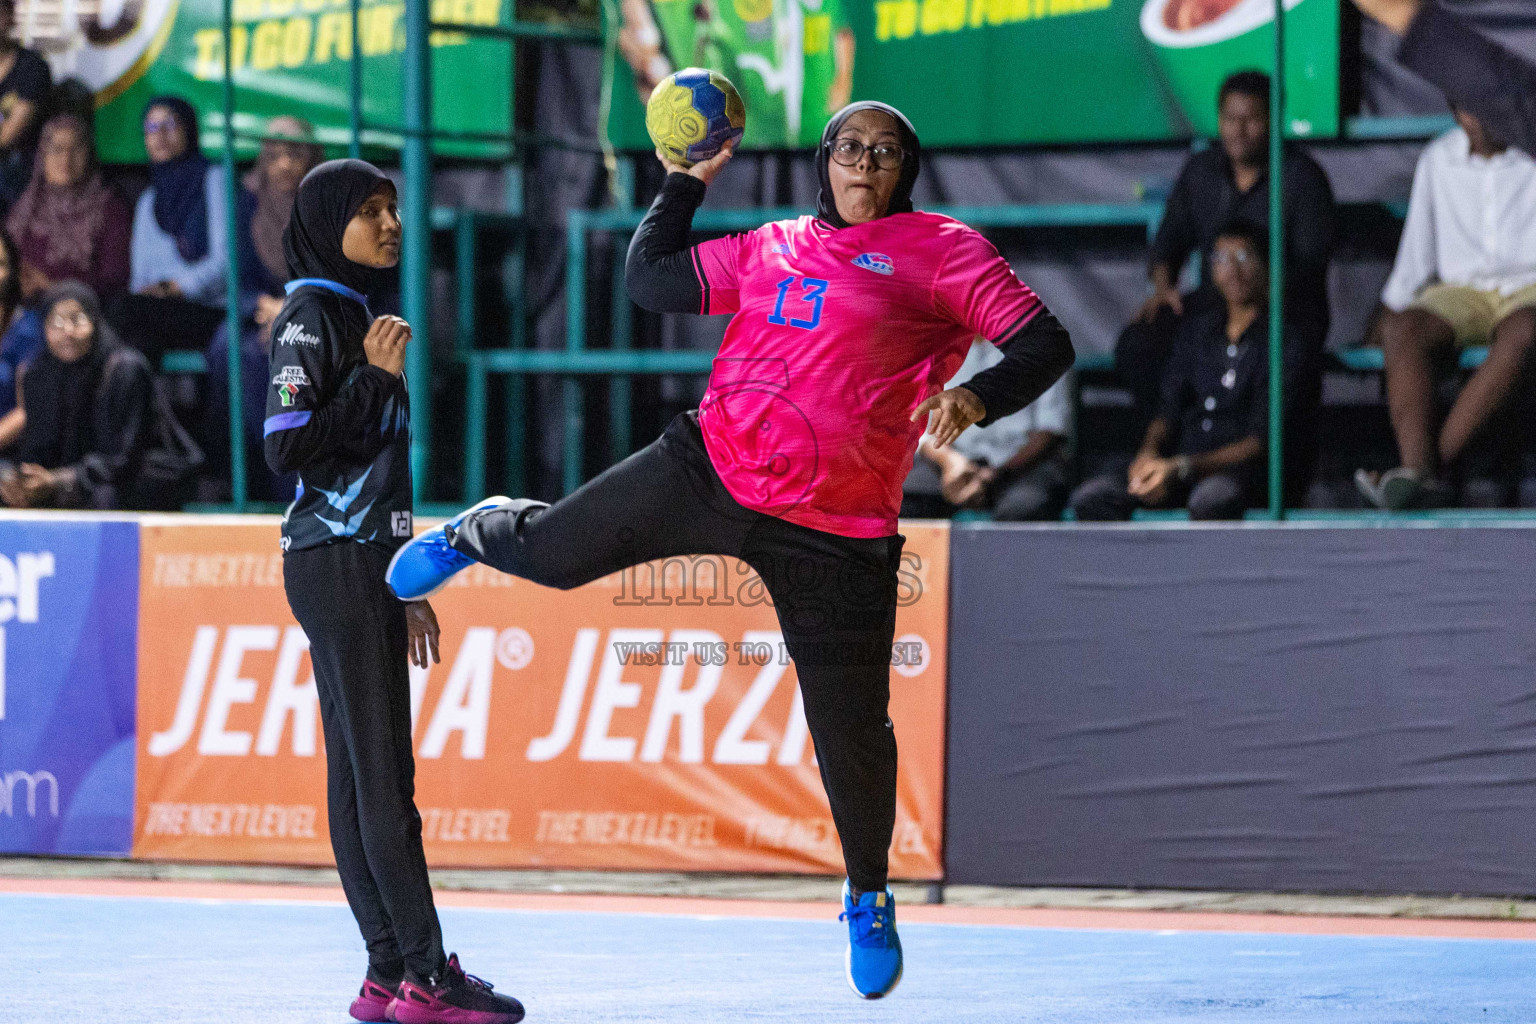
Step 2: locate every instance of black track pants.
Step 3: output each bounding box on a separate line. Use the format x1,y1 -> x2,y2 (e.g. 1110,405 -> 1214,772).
284,541 -> 445,978
451,410 -> 905,892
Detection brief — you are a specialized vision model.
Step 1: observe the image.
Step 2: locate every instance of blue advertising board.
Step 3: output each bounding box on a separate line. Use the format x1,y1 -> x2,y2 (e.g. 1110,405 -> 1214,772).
0,518 -> 138,856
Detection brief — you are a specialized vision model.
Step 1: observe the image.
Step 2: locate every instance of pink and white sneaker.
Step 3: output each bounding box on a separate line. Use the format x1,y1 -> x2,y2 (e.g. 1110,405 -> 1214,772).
348,973 -> 399,1023
387,953 -> 524,1024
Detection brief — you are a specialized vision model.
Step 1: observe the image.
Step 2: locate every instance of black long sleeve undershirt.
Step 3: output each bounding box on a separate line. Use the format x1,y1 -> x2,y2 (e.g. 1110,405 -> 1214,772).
625,173 -> 709,314
956,311 -> 1075,427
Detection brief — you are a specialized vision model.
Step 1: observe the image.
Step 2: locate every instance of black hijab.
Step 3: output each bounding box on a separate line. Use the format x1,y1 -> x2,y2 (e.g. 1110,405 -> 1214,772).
283,159 -> 393,296
144,96 -> 212,263
18,281 -> 118,469
815,101 -> 922,229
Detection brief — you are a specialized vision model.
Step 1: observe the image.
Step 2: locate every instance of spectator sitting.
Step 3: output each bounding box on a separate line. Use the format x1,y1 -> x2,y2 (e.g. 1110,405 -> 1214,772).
1072,222 -> 1314,521
203,115 -> 321,501
1116,69 -> 1334,427
1356,109 -> 1536,510
0,228 -> 42,448
0,281 -> 154,509
0,0 -> 51,210
115,96 -> 228,364
902,345 -> 1071,521
7,112 -> 132,303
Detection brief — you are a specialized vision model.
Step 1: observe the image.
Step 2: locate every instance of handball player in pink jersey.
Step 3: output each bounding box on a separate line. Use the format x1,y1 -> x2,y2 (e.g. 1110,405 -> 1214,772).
387,101 -> 1074,999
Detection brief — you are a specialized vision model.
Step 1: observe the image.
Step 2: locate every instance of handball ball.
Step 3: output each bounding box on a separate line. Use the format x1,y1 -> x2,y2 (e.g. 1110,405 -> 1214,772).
646,68 -> 746,167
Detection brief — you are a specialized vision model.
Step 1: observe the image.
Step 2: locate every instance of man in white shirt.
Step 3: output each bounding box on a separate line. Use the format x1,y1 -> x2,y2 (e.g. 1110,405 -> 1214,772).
902,339 -> 1072,521
1360,108 -> 1536,510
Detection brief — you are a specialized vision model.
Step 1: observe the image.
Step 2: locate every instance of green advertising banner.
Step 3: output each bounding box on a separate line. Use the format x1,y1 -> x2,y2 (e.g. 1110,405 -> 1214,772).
20,0 -> 517,163
609,0 -> 1339,150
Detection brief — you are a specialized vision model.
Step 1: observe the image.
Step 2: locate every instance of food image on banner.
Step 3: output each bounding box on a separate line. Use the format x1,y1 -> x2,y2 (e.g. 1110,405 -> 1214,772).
0,517 -> 139,857
1141,0 -> 1334,138
134,518 -> 947,878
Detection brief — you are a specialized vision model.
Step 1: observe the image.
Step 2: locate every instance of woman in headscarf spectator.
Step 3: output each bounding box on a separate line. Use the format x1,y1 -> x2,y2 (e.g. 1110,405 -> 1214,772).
0,228 -> 43,448
203,115 -> 322,500
7,112 -> 132,302
0,281 -> 154,509
117,96 -> 228,363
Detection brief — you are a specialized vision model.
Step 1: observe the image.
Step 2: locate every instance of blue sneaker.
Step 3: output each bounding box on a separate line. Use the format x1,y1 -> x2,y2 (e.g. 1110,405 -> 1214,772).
386,496 -> 511,601
840,880 -> 903,999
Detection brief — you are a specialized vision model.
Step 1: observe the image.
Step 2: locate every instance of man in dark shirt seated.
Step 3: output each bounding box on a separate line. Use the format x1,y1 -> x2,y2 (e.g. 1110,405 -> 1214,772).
1116,70 -> 1335,425
1072,222 -> 1315,521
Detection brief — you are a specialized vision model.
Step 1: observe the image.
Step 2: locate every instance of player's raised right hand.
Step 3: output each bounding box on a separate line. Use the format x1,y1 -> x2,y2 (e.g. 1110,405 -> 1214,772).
659,140 -> 735,187
365,315 -> 411,377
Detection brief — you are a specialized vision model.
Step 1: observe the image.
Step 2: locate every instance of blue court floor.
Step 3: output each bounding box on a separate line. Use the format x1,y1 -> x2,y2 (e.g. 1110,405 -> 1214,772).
7,890 -> 1533,1023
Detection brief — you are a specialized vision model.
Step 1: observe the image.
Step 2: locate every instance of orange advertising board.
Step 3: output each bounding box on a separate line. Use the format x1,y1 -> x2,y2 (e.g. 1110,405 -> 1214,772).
133,516 -> 949,878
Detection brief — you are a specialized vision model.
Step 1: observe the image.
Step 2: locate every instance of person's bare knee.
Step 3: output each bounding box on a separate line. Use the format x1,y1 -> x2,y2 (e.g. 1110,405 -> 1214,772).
1490,308 -> 1536,364
1381,308 -> 1454,362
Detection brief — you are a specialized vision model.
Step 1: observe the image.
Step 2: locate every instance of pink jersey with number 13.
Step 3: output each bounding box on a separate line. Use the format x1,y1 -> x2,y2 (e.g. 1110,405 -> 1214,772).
690,211 -> 1044,538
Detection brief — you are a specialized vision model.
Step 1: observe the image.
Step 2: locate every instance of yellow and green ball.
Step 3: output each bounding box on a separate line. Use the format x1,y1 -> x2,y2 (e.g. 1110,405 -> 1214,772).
646,68 -> 746,167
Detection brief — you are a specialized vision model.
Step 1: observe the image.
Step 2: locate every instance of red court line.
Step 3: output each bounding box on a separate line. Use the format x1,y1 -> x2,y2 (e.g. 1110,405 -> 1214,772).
4,876 -> 1536,940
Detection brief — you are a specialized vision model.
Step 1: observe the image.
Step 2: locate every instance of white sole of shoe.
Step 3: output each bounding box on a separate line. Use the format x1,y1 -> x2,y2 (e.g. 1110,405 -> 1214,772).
385,496 -> 511,601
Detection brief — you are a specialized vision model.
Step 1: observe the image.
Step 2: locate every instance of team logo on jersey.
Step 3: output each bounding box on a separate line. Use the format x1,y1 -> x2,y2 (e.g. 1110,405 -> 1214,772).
272,365 -> 310,407
276,322 -> 321,347
770,243 -> 791,255
851,252 -> 895,276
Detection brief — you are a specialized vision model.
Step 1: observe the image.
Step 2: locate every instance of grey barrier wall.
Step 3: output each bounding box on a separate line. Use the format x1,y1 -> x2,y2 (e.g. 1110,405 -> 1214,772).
944,525 -> 1536,896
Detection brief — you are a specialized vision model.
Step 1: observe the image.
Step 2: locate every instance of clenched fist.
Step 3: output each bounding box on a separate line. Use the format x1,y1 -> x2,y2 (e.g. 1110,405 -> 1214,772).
364,315 -> 411,377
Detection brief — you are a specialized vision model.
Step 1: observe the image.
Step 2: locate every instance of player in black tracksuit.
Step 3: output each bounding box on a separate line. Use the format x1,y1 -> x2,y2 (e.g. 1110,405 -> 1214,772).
264,159 -> 523,1024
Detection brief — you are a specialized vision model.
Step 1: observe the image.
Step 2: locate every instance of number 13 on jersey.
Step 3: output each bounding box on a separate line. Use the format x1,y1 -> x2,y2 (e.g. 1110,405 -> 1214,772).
768,276 -> 829,330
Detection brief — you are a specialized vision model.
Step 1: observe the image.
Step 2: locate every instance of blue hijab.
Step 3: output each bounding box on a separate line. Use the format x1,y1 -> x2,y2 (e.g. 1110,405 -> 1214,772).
144,96 -> 212,263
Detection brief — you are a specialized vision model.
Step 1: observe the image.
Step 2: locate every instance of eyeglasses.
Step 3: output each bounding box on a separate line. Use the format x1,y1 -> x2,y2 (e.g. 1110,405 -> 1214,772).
1211,249 -> 1259,268
143,118 -> 180,136
828,137 -> 904,171
48,311 -> 92,331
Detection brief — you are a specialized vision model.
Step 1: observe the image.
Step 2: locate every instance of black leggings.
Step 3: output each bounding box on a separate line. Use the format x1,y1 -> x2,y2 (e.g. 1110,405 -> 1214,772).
452,410 -> 906,892
284,542 -> 445,979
